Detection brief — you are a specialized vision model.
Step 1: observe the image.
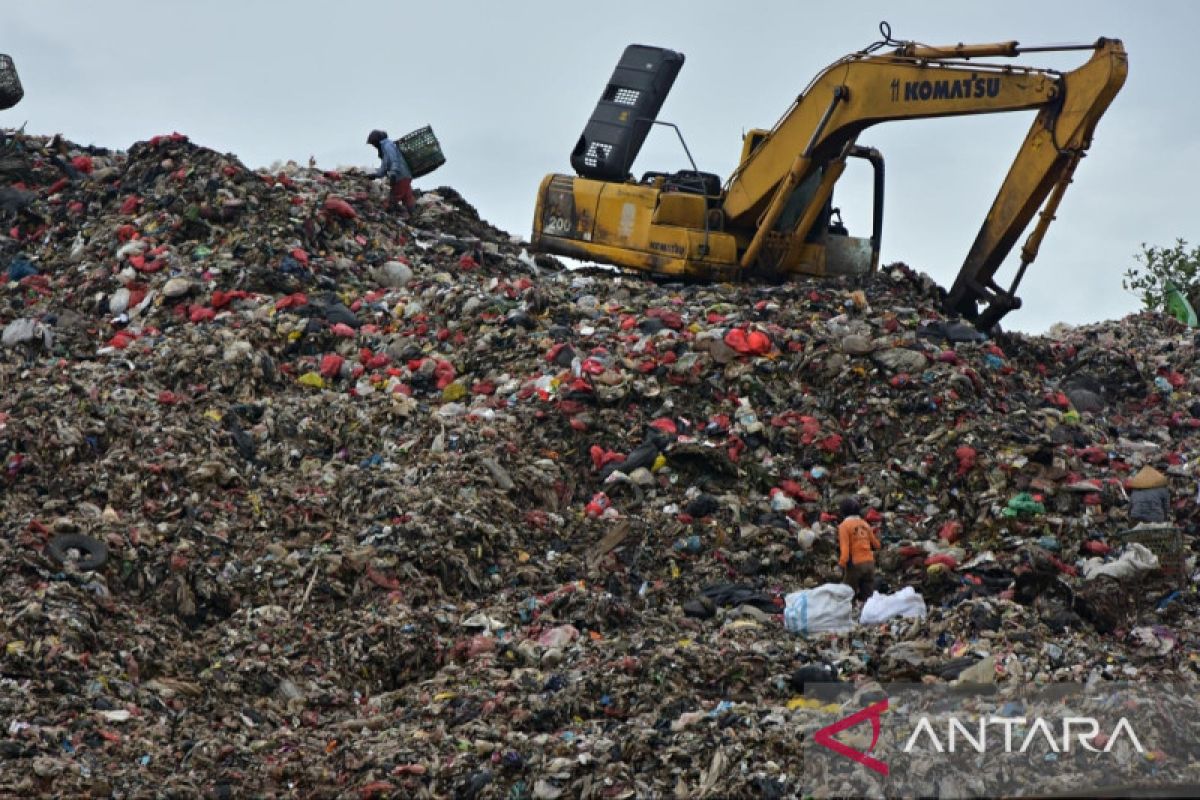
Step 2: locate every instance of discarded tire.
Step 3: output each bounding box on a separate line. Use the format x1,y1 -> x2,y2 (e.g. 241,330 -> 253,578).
46,533 -> 108,571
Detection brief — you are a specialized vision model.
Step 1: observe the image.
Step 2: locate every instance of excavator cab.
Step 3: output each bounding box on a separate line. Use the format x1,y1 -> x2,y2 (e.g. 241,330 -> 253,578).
818,146 -> 884,277
759,142 -> 884,277
827,208 -> 849,237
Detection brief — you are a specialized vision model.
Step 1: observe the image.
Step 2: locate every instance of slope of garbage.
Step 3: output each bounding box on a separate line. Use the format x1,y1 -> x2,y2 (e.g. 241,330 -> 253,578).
1,132 -> 1199,798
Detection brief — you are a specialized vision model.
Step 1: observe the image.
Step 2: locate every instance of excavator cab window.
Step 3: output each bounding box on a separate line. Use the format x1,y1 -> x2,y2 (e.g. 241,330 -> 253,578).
642,169 -> 723,207
664,170 -> 721,198
801,196 -> 834,244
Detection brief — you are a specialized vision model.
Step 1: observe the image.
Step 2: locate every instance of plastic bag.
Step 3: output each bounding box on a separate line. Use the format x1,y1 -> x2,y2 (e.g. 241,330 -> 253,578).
1082,542 -> 1159,581
783,583 -> 854,635
1002,492 -> 1044,517
859,586 -> 927,625
1164,280 -> 1198,327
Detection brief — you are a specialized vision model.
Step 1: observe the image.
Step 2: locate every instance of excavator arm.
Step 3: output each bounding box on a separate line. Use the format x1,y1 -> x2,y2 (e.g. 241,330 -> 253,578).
725,36 -> 1127,327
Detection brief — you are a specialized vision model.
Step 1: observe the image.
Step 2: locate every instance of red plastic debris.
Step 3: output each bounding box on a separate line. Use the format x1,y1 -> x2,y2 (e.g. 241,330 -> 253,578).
954,445 -> 977,476
1048,555 -> 1078,576
579,358 -> 606,375
585,492 -> 612,518
210,290 -> 251,309
589,445 -> 625,471
107,331 -> 138,349
323,196 -> 357,219
359,781 -> 396,799
320,354 -> 345,379
724,328 -> 772,355
148,132 -> 188,146
361,352 -> 390,370
544,343 -> 573,364
1076,447 -> 1109,465
646,308 -> 684,329
649,418 -> 678,435
817,433 -> 843,453
433,360 -> 456,389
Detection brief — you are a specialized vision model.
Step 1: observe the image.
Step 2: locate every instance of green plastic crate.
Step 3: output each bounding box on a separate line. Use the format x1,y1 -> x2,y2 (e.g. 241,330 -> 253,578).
396,125 -> 445,179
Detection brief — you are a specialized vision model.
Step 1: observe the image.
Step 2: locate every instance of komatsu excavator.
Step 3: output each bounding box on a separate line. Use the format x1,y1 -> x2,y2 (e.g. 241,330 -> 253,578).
531,24 -> 1127,329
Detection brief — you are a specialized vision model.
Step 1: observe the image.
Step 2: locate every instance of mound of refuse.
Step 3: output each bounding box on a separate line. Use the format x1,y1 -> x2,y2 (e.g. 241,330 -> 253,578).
2,131 -> 1199,797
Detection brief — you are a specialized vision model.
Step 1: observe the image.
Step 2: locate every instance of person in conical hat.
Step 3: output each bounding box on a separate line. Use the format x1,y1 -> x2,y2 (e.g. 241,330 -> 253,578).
1128,466 -> 1168,489
1127,466 -> 1170,524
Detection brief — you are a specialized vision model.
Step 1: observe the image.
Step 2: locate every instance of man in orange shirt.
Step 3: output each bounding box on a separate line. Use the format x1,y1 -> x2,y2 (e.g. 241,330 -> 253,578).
837,497 -> 881,601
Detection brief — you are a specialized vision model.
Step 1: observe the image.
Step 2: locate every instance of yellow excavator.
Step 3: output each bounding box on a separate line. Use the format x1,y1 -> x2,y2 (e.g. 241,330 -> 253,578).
530,24 -> 1127,329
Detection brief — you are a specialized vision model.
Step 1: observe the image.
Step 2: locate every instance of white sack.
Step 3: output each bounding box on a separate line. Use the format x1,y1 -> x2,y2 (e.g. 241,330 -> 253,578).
784,583 -> 854,635
859,586 -> 928,625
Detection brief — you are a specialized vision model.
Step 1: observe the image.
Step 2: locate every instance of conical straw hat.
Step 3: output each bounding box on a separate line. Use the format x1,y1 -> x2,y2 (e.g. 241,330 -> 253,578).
1127,466 -> 1168,489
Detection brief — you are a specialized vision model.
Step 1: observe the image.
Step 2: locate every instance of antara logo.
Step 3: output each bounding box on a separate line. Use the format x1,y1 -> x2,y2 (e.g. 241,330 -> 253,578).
890,76 -> 1002,102
814,699 -> 890,776
814,698 -> 1147,775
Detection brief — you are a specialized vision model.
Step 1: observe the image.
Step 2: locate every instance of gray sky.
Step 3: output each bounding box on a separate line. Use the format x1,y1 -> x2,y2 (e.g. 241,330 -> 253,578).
7,1 -> 1197,332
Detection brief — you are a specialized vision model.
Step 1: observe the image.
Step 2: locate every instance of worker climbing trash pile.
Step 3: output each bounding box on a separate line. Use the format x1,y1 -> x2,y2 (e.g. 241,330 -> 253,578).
4,130 -> 1200,797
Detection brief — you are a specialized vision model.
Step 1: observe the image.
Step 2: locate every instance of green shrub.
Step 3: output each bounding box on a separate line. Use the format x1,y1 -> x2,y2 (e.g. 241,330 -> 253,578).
1122,239 -> 1200,311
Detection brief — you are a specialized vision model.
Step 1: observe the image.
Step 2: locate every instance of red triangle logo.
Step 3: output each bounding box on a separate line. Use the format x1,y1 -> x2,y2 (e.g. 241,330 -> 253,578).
813,698 -> 890,776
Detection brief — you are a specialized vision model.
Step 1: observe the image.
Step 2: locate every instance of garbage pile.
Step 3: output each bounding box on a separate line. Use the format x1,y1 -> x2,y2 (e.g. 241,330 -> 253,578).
2,130 -> 1200,797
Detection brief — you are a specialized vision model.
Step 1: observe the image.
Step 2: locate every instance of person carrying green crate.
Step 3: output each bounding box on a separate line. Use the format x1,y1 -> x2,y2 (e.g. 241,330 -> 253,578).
365,129 -> 415,215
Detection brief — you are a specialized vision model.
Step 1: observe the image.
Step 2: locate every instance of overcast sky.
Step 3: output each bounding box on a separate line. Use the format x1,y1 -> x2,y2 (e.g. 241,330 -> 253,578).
7,1 -> 1197,332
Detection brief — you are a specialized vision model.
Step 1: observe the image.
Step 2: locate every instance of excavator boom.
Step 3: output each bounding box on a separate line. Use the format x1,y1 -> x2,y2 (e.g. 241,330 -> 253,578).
531,30 -> 1128,329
